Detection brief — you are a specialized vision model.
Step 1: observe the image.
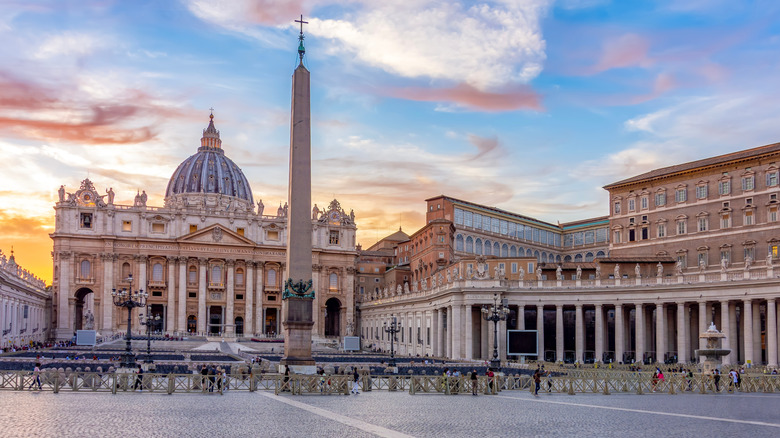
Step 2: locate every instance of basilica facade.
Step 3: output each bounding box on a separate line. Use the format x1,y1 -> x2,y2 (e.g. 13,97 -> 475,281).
50,115 -> 357,340
358,142 -> 780,368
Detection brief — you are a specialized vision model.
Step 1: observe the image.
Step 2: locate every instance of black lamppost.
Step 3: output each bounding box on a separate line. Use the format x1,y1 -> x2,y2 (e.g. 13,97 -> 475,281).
111,274 -> 148,369
482,294 -> 509,370
139,306 -> 161,364
383,315 -> 402,367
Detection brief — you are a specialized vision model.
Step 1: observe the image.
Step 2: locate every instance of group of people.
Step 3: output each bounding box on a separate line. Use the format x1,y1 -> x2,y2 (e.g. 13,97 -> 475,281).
199,364 -> 228,393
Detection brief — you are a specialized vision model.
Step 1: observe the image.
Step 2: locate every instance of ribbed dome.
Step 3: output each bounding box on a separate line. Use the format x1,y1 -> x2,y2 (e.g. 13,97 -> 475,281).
165,114 -> 254,204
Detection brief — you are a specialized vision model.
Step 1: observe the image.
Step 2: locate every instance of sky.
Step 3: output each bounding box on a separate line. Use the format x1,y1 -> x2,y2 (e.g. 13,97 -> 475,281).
2,0 -> 780,285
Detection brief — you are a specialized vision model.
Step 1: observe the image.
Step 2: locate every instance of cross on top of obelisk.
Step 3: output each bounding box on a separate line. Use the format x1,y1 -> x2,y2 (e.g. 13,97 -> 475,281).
295,14 -> 308,63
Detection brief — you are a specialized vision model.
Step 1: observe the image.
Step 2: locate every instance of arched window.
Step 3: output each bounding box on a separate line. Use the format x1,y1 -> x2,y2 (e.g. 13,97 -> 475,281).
541,252 -> 547,263
80,260 -> 91,278
236,268 -> 244,286
329,273 -> 338,290
564,255 -> 572,262
574,254 -> 583,262
484,240 -> 492,256
556,255 -> 562,263
456,234 -> 464,251
596,251 -> 606,258
526,249 -> 533,257
267,269 -> 277,286
510,246 -> 517,257
466,236 -> 474,253
122,262 -> 131,280
475,238 -> 483,255
494,242 -> 500,256
152,263 -> 163,282
585,252 -> 594,262
501,244 -> 509,257
211,265 -> 222,283
534,250 -> 540,261
188,266 -> 197,284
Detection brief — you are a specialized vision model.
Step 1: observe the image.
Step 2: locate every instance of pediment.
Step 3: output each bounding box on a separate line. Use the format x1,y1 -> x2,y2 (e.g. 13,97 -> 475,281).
178,224 -> 255,245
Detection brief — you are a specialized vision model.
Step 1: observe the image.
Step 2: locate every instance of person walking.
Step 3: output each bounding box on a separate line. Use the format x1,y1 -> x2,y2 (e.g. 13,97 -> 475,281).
133,364 -> 144,391
351,369 -> 360,395
713,369 -> 721,392
533,369 -> 541,396
470,370 -> 478,396
729,369 -> 738,392
29,362 -> 42,390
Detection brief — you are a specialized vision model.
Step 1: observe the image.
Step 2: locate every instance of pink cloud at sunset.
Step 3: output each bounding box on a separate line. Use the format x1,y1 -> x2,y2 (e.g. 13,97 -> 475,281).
388,83 -> 543,112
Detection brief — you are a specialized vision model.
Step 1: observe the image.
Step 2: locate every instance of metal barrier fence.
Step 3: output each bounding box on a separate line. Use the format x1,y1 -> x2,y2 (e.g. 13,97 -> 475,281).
2,370 -> 778,395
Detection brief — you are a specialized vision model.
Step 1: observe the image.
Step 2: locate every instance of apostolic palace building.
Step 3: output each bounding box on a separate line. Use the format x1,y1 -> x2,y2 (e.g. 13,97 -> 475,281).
50,115 -> 358,341
357,143 -> 780,368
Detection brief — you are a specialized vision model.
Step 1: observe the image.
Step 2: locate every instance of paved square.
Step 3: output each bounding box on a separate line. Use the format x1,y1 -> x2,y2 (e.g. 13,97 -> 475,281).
1,390 -> 778,437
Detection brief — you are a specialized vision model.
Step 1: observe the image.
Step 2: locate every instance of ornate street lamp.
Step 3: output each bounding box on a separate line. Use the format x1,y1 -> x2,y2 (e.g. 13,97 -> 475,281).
383,315 -> 402,367
139,306 -> 161,364
482,294 -> 510,370
111,274 -> 148,369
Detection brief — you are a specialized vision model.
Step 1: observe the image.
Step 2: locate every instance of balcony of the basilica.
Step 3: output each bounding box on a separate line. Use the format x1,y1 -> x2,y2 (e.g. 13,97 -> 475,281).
75,276 -> 94,285
208,281 -> 224,290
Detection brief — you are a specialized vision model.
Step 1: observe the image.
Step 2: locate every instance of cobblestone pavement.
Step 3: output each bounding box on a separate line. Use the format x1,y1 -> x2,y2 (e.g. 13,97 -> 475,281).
1,390 -> 778,437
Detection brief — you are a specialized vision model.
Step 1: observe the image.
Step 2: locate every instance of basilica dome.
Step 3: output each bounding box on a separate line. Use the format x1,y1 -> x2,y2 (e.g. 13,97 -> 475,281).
165,114 -> 254,206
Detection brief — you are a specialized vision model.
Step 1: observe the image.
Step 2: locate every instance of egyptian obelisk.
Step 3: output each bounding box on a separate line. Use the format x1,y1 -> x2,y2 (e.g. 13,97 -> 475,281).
280,16 -> 316,373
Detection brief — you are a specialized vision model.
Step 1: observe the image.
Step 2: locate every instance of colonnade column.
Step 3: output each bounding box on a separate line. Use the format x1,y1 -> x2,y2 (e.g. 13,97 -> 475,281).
676,302 -> 687,364
536,305 -> 544,360
101,253 -> 114,333
615,304 -> 624,364
517,305 -> 525,330
56,252 -> 72,339
451,303 -> 462,359
575,304 -> 584,364
656,303 -> 666,363
719,301 -> 731,364
437,308 -> 444,357
446,306 -> 452,358
464,305 -> 473,360
197,258 -> 207,334
255,263 -> 264,335
166,256 -> 176,334
752,301 -> 762,365
555,305 -> 564,362
698,302 -> 707,354
743,299 -> 754,365
594,304 -> 604,364
635,303 -> 644,363
499,318 -> 507,362
432,308 -> 439,357
245,262 -> 254,336
765,299 -> 777,367
177,258 -> 187,333
225,260 -> 235,336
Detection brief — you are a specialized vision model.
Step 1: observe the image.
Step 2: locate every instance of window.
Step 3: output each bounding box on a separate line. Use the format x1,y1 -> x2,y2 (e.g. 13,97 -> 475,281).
641,196 -> 648,210
742,175 -> 755,191
267,230 -> 279,241
655,192 -> 666,207
613,201 -> 621,214
769,206 -> 778,222
329,230 -> 339,245
675,188 -> 687,203
720,249 -> 730,264
188,266 -> 197,284
211,266 -> 222,283
720,213 -> 731,229
641,227 -> 648,240
698,217 -> 708,232
698,252 -> 707,267
744,247 -> 755,261
236,227 -> 245,236
455,235 -> 464,251
766,171 -> 779,187
80,213 -> 93,229
267,269 -> 276,286
771,244 -> 779,260
122,262 -> 131,280
657,224 -> 666,238
676,220 -> 687,235
122,220 -> 132,232
189,224 -> 198,233
152,223 -> 165,233
677,254 -> 687,268
614,230 -> 621,243
152,263 -> 163,282
511,263 -> 517,273
696,185 -> 708,199
744,210 -> 754,226
236,269 -> 244,286
329,273 -> 338,290
628,198 -> 636,212
719,180 -> 730,195
80,260 -> 91,278
527,262 -> 534,274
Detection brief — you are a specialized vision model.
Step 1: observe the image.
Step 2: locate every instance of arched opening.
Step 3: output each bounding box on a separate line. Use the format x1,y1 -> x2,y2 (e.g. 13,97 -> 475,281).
235,317 -> 244,337
484,240 -> 492,256
264,308 -> 278,336
187,315 -> 197,333
121,262 -> 131,280
209,306 -> 223,335
74,287 -> 94,331
324,297 -> 342,337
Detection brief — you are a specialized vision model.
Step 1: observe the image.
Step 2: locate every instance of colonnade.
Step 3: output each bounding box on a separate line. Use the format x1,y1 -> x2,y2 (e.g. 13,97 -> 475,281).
1,294 -> 48,347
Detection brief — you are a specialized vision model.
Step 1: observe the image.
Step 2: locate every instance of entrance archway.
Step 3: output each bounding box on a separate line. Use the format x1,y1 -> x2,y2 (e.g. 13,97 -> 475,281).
235,317 -> 244,337
74,288 -> 94,331
265,308 -> 277,336
324,298 -> 341,337
209,306 -> 223,335
187,315 -> 197,333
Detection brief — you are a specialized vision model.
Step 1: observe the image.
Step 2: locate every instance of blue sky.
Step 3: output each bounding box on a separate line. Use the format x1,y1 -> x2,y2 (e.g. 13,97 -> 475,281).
1,0 -> 779,281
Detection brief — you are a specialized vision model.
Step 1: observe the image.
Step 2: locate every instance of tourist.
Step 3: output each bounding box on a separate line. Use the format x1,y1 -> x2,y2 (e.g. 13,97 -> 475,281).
686,369 -> 694,391
546,370 -> 554,392
533,369 -> 541,396
487,369 -> 495,393
470,369 -> 478,396
651,371 -> 658,392
29,362 -> 42,390
351,369 -> 360,395
713,369 -> 720,392
453,369 -> 461,392
133,364 -> 143,391
282,367 -> 290,392
657,369 -> 665,389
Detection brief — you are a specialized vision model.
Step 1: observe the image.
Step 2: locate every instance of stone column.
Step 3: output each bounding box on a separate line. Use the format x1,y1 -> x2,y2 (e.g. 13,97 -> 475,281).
432,308 -> 439,357
635,303 -> 645,363
517,305 -> 525,330
56,252 -> 72,339
555,305 -> 564,362
698,302 -> 707,354
594,304 -> 604,364
464,305 -> 473,360
536,305 -> 544,360
575,304 -> 584,364
255,263 -> 264,334
752,301 -> 762,365
446,306 -> 453,358
245,262 -> 254,336
743,299 -> 754,365
499,318 -> 507,362
436,308 -> 444,357
177,258 -> 187,333
197,258 -> 207,334
481,314 -> 489,359
656,303 -> 666,363
451,303 -> 462,359
772,299 -> 780,368
720,301 -> 731,364
615,304 -> 624,364
676,302 -> 687,364
225,260 -> 235,336
101,253 -> 114,333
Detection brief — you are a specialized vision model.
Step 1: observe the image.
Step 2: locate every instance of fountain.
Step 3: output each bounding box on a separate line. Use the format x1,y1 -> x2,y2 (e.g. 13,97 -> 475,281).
694,322 -> 731,373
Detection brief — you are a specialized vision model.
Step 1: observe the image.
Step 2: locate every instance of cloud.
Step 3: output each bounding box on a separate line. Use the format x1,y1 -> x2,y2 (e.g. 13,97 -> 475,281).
591,33 -> 653,73
387,83 -> 543,112
34,31 -> 108,59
